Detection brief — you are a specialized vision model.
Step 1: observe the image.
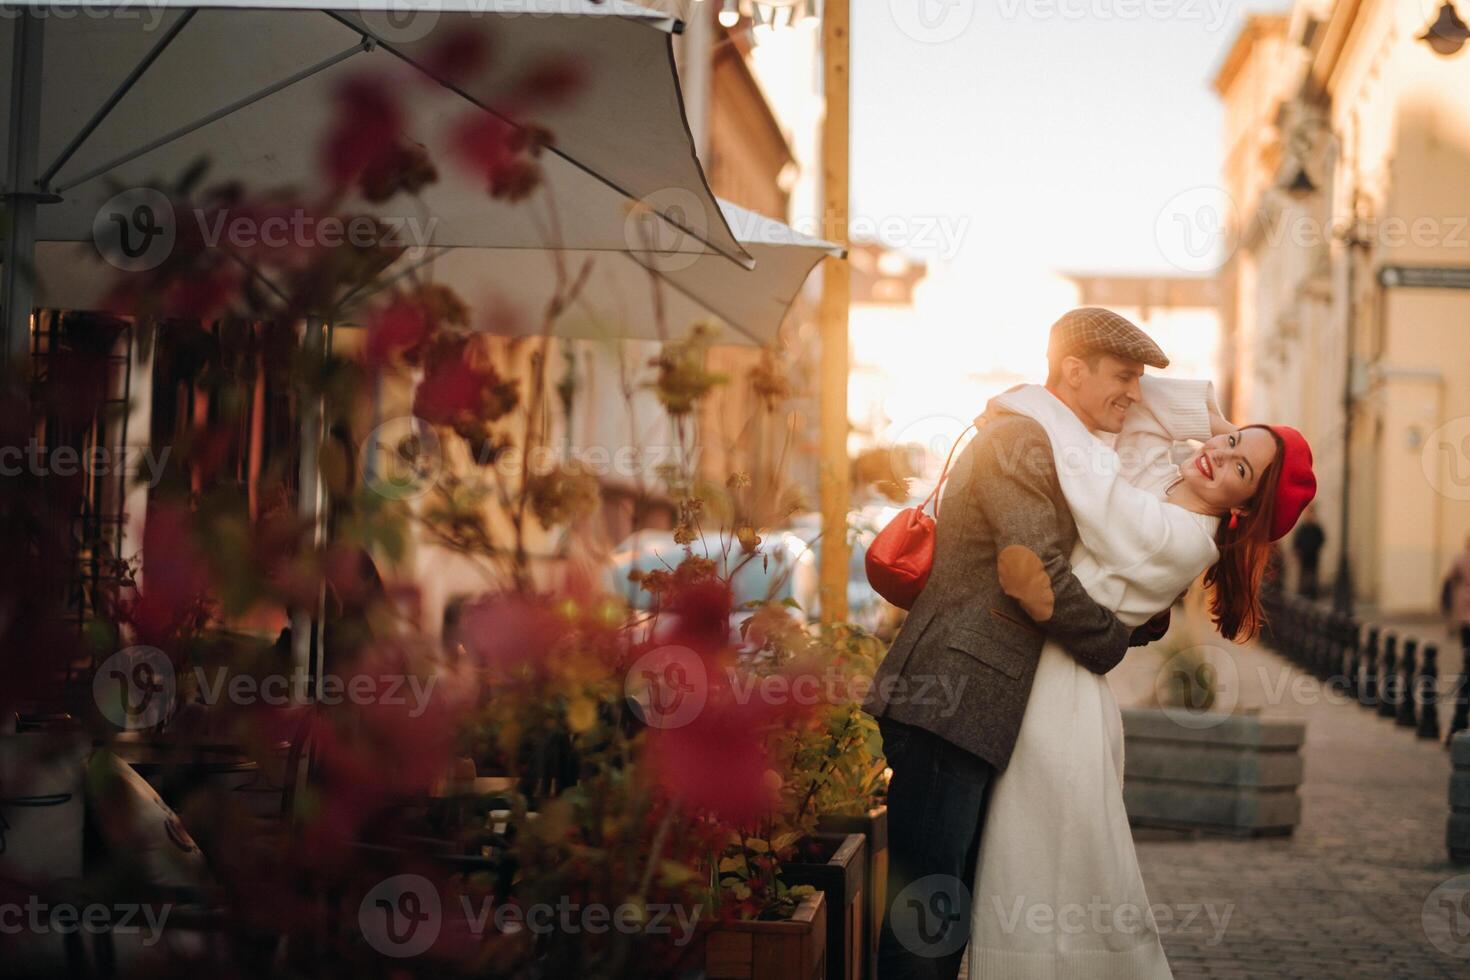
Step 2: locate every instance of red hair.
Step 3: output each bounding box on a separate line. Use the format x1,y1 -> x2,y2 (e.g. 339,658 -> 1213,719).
1203,426 -> 1286,642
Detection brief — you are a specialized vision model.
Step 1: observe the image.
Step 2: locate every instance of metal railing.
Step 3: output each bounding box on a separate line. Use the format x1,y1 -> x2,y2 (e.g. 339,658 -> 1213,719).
1260,588 -> 1467,742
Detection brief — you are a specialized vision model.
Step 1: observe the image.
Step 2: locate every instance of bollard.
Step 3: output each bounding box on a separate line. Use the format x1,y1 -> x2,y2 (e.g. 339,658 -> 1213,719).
1328,614 -> 1348,688
1419,644 -> 1441,740
1452,640 -> 1470,740
1397,639 -> 1419,727
1360,626 -> 1380,708
1378,633 -> 1400,718
1343,618 -> 1361,697
1315,611 -> 1333,680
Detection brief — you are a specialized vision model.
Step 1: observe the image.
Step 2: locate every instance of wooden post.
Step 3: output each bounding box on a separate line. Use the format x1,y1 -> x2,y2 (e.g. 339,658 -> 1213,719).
817,0 -> 850,623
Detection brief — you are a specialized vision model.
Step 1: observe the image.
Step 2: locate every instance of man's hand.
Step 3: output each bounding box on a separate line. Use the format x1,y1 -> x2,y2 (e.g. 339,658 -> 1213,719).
1128,609 -> 1171,647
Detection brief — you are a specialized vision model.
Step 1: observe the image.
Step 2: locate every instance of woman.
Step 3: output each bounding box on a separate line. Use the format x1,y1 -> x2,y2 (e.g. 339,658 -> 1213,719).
966,375 -> 1316,980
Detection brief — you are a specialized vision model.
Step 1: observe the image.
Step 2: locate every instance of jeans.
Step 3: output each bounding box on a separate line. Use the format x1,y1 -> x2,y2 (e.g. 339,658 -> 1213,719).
875,717 -> 997,980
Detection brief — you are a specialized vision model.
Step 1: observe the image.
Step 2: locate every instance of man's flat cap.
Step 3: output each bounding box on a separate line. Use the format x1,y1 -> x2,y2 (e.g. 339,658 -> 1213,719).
1047,307 -> 1169,369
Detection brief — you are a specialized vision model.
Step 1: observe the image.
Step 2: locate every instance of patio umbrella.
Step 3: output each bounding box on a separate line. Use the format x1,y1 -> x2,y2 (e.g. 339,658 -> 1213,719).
1,0 -> 752,363
290,198 -> 841,345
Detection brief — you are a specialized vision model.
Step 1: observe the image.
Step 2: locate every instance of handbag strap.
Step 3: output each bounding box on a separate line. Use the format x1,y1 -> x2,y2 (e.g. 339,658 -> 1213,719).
921,422 -> 976,518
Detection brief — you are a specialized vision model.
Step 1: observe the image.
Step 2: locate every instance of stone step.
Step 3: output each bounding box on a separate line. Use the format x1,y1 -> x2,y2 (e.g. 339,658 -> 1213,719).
1124,742 -> 1305,788
1124,782 -> 1301,834
1121,708 -> 1307,749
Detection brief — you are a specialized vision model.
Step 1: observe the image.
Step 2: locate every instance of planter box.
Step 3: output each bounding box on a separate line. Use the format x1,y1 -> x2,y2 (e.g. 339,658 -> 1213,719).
703,891 -> 826,980
782,833 -> 865,980
1120,708 -> 1306,836
817,806 -> 887,980
1450,733 -> 1470,864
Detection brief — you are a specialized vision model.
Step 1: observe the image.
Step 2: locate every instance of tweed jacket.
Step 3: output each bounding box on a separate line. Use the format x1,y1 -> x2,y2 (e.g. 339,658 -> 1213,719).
862,413 -> 1134,771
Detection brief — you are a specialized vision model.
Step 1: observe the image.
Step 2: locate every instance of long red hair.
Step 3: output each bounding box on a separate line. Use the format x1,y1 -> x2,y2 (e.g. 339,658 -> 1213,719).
1203,425 -> 1286,642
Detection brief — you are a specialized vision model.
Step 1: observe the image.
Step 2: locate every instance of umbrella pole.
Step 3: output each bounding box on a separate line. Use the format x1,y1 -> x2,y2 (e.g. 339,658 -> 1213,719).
2,11 -> 43,372
818,0 -> 851,623
292,317 -> 328,699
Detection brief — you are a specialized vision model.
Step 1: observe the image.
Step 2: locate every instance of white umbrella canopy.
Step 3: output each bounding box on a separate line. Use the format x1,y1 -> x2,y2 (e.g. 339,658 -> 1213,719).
357,199 -> 843,346
1,0 -> 751,355
31,199 -> 841,346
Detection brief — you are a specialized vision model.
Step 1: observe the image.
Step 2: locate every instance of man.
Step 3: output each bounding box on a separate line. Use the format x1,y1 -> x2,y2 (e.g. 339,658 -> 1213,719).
1291,506 -> 1326,599
863,307 -> 1170,979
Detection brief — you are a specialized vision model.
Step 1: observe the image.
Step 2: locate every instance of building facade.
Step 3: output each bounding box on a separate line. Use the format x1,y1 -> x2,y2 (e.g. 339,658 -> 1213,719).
1216,0 -> 1470,614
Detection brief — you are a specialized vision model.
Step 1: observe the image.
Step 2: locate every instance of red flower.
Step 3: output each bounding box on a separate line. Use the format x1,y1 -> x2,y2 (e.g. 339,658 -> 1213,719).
511,57 -> 586,108
365,295 -> 433,369
644,681 -> 786,824
126,502 -> 212,646
661,578 -> 734,656
455,595 -> 564,681
421,29 -> 491,86
448,113 -> 543,201
322,76 -> 405,190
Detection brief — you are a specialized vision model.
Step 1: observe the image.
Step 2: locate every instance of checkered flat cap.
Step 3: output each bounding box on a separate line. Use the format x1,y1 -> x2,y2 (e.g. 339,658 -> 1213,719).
1047,307 -> 1168,369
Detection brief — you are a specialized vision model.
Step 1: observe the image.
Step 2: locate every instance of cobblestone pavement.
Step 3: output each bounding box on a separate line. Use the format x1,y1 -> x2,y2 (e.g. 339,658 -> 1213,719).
1121,638 -> 1470,979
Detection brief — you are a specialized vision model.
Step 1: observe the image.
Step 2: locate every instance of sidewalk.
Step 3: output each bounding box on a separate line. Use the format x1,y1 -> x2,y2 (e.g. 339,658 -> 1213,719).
1119,639 -> 1470,979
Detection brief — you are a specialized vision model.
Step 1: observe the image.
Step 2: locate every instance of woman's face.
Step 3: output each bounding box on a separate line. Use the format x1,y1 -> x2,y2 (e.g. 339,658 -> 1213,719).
1179,427 -> 1278,514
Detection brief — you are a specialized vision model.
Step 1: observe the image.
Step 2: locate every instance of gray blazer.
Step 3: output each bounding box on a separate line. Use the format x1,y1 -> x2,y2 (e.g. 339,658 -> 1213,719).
863,413 -> 1133,771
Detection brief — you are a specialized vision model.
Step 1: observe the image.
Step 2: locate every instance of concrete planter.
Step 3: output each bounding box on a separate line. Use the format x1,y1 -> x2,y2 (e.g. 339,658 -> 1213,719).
783,833 -> 866,980
817,807 -> 887,980
703,891 -> 827,980
1450,733 -> 1470,864
1120,708 -> 1306,836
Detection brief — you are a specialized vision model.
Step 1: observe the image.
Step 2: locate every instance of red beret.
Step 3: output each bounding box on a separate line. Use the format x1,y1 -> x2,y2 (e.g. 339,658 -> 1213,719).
1266,425 -> 1316,541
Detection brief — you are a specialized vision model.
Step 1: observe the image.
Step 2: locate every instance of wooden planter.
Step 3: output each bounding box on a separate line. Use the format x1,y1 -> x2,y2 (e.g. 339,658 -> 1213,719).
1450,732 -> 1470,864
782,833 -> 865,980
1120,708 -> 1306,836
703,891 -> 826,980
817,806 -> 887,980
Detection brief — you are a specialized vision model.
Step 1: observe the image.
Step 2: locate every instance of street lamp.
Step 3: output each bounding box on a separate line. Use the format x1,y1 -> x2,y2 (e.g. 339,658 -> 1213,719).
1420,1 -> 1470,56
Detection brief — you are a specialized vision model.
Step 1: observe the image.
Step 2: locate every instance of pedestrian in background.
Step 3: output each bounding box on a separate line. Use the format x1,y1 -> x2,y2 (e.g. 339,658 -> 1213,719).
1292,505 -> 1326,599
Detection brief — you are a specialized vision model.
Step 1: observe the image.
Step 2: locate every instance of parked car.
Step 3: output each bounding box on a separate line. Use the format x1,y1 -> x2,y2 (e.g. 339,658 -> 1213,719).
605,513 -> 883,633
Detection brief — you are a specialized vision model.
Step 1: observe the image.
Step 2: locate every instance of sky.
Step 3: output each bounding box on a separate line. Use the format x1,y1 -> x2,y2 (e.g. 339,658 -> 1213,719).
849,0 -> 1292,276
830,1 -> 1294,449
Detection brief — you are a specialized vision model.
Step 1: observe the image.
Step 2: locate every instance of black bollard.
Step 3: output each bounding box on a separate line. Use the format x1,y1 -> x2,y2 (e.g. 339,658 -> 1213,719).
1397,639 -> 1420,727
1327,614 -> 1347,687
1361,626 -> 1380,708
1315,611 -> 1333,680
1344,618 -> 1361,697
1419,644 -> 1441,740
1451,640 -> 1470,740
1379,633 -> 1400,718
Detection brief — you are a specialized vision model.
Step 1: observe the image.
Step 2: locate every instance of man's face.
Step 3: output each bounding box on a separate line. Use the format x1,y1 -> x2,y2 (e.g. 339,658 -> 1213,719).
1064,353 -> 1144,434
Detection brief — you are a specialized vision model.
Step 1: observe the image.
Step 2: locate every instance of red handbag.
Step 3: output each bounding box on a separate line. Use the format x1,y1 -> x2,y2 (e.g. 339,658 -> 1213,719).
865,424 -> 974,609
